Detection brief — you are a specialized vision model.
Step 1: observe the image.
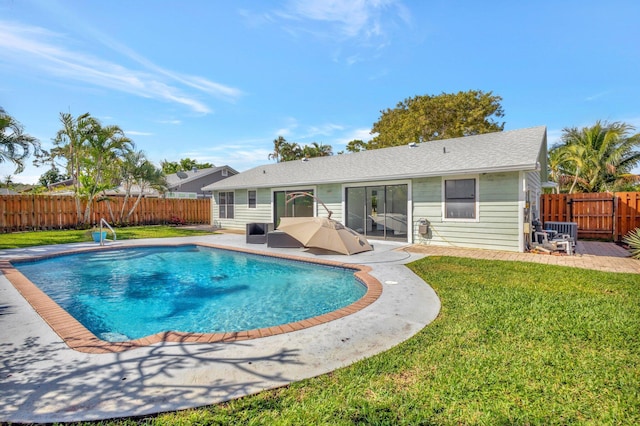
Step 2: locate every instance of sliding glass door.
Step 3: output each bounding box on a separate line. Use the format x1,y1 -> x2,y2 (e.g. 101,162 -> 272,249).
273,189 -> 314,227
346,184 -> 408,241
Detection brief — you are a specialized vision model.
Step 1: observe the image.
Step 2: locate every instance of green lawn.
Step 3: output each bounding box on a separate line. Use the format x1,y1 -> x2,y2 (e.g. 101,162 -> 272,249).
0,226 -> 214,249
96,256 -> 638,425
6,233 -> 637,424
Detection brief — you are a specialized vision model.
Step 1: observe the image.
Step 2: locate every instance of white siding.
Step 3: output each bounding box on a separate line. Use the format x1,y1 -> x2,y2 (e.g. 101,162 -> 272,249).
212,186 -> 340,231
212,188 -> 272,230
526,170 -> 542,220
317,184 -> 343,222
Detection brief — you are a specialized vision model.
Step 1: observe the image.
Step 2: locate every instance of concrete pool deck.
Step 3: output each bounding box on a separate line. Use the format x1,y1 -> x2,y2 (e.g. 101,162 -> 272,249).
0,234 -> 439,423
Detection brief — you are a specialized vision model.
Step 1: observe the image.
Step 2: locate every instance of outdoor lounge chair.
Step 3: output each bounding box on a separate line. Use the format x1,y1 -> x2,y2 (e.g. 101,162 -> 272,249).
533,230 -> 573,255
267,230 -> 304,248
246,222 -> 273,244
531,219 -> 574,255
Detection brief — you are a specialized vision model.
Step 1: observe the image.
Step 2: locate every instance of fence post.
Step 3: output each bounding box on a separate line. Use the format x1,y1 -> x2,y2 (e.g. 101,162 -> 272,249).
0,195 -> 210,233
610,193 -> 616,241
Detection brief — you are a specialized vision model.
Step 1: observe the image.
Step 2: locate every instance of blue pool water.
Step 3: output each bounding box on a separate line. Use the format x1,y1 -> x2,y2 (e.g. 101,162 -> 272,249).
14,245 -> 366,342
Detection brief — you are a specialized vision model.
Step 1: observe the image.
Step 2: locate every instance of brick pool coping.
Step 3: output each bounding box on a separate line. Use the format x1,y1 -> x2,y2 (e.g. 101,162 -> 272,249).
0,242 -> 382,354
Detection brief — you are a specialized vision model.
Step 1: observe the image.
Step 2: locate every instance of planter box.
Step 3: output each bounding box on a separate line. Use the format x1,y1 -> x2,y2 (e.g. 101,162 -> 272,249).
92,231 -> 107,243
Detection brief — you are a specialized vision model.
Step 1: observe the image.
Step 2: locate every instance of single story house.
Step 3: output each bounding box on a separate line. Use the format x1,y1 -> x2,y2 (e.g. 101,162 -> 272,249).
203,126 -> 549,252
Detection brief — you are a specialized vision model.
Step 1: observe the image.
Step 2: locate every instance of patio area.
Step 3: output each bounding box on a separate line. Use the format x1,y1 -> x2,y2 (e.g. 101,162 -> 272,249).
0,233 -> 636,423
0,233 -> 438,423
405,240 -> 640,274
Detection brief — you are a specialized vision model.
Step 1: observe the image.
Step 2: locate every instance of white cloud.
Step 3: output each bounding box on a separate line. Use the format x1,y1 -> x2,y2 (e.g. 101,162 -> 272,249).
0,21 -> 243,113
547,128 -> 563,147
274,116 -> 299,138
342,127 -> 374,142
621,116 -> 640,129
275,127 -> 293,137
125,130 -> 153,136
584,91 -> 611,102
330,127 -> 373,150
273,0 -> 411,63
302,123 -> 345,138
282,0 -> 403,39
180,142 -> 274,172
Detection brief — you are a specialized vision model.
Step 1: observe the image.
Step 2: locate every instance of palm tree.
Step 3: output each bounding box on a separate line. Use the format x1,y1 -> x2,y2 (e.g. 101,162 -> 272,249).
118,150 -> 166,223
0,107 -> 41,173
269,136 -> 287,162
3,174 -> 13,189
548,145 -> 573,194
80,119 -> 133,223
51,112 -> 93,223
280,141 -> 302,161
552,121 -> 640,193
51,112 -> 134,224
303,142 -> 333,158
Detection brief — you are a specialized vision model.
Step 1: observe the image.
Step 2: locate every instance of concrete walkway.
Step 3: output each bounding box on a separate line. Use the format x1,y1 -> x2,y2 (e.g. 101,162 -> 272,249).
0,234 -> 439,423
406,240 -> 640,274
1,234 -> 636,423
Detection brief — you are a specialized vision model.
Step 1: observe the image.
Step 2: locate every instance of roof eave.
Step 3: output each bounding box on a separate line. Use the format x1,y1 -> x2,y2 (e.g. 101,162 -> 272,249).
207,164 -> 539,191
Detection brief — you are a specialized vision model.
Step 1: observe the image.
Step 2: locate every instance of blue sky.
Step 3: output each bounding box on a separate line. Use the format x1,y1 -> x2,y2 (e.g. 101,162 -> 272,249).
1,0 -> 639,184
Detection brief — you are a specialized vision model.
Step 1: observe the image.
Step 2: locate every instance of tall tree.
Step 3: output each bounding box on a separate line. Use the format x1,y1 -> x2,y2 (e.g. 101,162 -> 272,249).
280,141 -> 302,161
345,139 -> 368,153
550,121 -> 640,193
0,107 -> 42,173
38,167 -> 69,187
268,136 -> 334,162
160,158 -> 213,174
51,112 -> 133,225
268,136 -> 288,163
50,112 -> 94,223
119,150 -> 166,223
369,90 -> 505,149
3,174 -> 13,189
79,119 -> 133,223
303,142 -> 333,158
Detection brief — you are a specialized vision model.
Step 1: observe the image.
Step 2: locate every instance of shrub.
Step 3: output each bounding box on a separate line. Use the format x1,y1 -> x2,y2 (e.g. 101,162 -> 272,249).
622,227 -> 640,259
168,216 -> 186,226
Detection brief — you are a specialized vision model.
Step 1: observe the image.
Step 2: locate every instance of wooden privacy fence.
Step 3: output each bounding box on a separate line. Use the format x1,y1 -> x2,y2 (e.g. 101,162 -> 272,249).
0,195 -> 210,233
540,192 -> 640,241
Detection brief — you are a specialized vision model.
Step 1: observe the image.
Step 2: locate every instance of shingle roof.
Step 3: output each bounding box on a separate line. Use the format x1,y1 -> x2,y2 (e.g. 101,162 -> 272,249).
166,166 -> 238,189
204,126 -> 547,191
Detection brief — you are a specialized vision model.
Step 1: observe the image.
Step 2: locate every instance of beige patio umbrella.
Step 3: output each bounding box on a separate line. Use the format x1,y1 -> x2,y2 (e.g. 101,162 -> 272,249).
277,216 -> 372,255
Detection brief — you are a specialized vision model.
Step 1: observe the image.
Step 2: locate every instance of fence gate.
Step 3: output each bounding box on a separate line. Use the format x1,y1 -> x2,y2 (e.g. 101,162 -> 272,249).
540,192 -> 640,241
568,194 -> 615,240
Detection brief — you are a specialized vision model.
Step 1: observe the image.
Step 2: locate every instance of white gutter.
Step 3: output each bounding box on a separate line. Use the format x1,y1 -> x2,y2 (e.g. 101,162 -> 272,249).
208,163 -> 540,191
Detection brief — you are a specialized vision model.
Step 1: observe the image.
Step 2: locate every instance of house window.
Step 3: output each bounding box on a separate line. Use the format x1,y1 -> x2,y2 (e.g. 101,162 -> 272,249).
248,190 -> 257,208
273,189 -> 314,226
219,191 -> 234,219
444,178 -> 476,219
221,169 -> 228,177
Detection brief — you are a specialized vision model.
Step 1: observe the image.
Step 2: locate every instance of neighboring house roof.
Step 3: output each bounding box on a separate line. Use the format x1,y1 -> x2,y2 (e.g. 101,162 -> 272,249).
0,188 -> 18,195
104,185 -> 160,197
103,165 -> 239,197
166,166 -> 238,190
47,178 -> 74,189
204,126 -> 547,191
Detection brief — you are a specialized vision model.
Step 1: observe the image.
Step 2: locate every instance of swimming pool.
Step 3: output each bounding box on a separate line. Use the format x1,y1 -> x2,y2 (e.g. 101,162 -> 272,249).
9,244 -> 378,347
